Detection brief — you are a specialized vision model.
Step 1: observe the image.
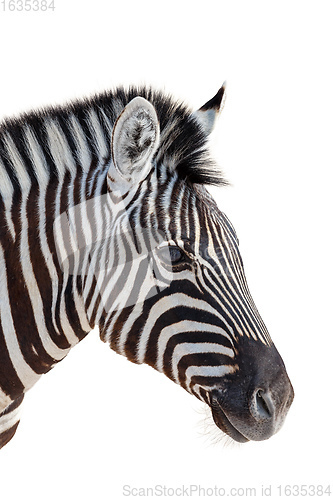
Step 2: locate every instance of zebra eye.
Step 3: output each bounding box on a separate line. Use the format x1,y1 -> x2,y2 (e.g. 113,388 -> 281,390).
157,246 -> 185,265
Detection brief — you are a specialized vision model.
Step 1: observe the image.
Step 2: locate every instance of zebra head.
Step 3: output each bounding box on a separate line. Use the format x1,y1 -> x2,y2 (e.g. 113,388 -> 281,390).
58,86 -> 294,443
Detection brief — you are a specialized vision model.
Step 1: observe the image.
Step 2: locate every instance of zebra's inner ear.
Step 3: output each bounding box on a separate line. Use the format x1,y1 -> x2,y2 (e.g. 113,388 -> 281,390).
111,96 -> 160,185
193,82 -> 227,135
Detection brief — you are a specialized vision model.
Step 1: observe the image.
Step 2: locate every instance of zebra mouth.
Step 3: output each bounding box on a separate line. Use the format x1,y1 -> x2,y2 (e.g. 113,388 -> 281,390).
210,399 -> 249,443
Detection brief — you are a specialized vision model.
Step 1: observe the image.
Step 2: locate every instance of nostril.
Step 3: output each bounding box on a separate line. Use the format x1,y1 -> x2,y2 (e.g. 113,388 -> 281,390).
254,389 -> 274,420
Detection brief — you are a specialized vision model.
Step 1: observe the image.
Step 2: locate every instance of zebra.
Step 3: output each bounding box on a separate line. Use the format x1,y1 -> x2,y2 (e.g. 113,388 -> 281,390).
0,83 -> 294,449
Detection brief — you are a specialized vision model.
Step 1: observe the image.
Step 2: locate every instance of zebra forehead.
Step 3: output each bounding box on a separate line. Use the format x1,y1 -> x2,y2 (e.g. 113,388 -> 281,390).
184,184 -> 239,243
153,179 -> 239,249
0,86 -> 227,188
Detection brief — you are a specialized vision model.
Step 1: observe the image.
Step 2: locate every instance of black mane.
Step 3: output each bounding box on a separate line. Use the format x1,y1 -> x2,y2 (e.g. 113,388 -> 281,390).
0,86 -> 227,187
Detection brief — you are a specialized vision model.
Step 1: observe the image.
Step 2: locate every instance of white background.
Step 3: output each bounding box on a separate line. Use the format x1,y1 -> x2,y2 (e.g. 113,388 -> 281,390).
0,1 -> 332,499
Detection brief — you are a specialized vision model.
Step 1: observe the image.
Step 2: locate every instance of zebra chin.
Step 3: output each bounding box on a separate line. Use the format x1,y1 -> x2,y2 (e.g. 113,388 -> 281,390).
210,400 -> 250,443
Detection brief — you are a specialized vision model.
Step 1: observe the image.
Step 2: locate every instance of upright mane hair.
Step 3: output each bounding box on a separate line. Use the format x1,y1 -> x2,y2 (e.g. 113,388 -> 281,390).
0,86 -> 227,188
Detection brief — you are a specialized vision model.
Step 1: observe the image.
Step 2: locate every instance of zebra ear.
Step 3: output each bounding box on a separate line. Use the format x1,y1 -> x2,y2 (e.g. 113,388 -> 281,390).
111,97 -> 160,184
193,82 -> 227,135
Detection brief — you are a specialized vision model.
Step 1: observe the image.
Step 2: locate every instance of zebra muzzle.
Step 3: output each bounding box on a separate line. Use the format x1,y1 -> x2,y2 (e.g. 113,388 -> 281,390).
208,349 -> 294,443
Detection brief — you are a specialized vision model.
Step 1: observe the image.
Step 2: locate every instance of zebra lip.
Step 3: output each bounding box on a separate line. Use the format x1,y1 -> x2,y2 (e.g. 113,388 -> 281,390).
210,400 -> 249,444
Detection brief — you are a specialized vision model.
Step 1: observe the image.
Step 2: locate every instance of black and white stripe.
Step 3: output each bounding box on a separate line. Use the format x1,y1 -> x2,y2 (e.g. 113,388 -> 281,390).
0,84 -> 293,447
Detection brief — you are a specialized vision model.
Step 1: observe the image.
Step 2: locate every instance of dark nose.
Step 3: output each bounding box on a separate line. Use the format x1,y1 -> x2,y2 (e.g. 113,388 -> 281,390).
245,371 -> 294,440
251,388 -> 275,420
250,379 -> 295,423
